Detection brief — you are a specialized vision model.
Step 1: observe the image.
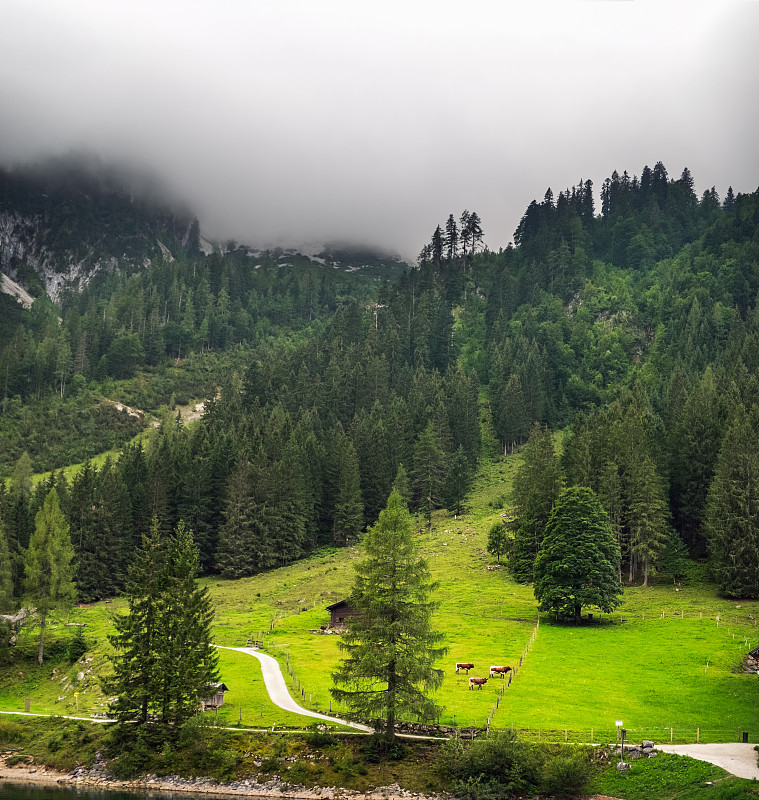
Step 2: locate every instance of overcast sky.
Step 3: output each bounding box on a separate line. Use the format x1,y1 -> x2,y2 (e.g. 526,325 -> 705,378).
1,1 -> 758,258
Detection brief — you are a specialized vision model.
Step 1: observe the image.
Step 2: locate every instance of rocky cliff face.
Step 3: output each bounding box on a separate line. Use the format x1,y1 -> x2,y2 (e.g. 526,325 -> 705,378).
0,158 -> 192,301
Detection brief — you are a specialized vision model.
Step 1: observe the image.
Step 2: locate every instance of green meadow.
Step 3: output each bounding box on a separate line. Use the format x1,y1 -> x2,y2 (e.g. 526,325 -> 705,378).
2,455 -> 759,746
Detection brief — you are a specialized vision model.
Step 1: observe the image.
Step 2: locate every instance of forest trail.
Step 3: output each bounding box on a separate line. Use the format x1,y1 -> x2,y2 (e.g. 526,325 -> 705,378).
216,646 -> 373,733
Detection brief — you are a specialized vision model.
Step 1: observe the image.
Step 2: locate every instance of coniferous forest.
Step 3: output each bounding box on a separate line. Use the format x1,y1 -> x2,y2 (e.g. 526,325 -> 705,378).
1,159 -> 759,608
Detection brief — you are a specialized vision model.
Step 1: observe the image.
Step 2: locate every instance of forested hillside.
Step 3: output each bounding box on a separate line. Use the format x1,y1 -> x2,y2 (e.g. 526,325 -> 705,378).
1,160 -> 758,610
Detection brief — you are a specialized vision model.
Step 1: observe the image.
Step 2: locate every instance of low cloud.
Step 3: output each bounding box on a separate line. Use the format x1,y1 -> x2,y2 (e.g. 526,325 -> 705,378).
1,1 -> 757,258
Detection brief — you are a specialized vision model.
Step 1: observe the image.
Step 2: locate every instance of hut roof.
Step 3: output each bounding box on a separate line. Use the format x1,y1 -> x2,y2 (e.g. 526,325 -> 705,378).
326,599 -> 353,612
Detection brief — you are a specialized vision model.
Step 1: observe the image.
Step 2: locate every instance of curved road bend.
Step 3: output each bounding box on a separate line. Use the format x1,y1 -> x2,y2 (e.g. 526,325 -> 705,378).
657,743 -> 759,780
216,646 -> 373,733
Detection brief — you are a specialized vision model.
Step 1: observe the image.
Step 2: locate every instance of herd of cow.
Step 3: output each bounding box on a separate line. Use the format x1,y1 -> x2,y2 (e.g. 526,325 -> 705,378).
455,662 -> 512,689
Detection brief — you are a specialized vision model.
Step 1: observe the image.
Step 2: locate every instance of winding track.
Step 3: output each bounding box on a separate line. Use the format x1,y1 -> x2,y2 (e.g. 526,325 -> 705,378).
216,646 -> 373,733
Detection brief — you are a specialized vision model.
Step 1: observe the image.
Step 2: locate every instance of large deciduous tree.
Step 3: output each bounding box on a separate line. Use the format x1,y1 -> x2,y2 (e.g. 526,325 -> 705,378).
534,486 -> 622,624
24,488 -> 76,663
331,490 -> 447,744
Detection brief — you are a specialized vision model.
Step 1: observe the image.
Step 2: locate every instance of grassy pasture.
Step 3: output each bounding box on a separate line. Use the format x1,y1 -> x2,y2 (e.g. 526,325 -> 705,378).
3,454 -> 759,746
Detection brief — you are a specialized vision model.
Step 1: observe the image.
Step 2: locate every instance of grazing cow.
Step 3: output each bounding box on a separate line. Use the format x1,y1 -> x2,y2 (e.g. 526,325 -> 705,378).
489,665 -> 512,678
455,662 -> 475,674
469,677 -> 488,690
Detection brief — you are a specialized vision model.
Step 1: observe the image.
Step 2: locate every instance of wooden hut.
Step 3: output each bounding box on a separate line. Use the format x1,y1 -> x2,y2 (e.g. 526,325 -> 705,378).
201,682 -> 229,710
326,599 -> 359,628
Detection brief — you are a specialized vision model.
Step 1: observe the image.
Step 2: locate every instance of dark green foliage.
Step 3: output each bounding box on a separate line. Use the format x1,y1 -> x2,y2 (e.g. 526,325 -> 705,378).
705,408 -> 759,598
103,517 -> 219,731
331,490 -> 447,742
443,445 -> 471,515
486,520 -> 509,563
508,423 -> 563,582
412,421 -> 447,528
539,749 -> 591,797
67,626 -> 88,661
439,730 -> 544,799
534,486 -> 623,623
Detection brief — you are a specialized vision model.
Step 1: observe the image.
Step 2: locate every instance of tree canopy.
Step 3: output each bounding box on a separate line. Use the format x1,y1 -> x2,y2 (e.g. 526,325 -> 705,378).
331,489 -> 447,742
534,486 -> 622,623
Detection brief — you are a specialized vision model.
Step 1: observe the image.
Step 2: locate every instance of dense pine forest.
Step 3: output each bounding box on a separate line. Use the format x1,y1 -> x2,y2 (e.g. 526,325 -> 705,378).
1,159 -> 758,610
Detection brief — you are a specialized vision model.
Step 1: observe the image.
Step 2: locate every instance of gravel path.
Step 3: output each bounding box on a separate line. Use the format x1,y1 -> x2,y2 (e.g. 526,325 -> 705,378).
657,743 -> 759,779
217,646 -> 373,733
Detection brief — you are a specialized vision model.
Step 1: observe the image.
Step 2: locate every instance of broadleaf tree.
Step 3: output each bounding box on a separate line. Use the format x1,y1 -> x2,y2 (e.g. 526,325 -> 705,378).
534,486 -> 622,624
331,489 -> 447,744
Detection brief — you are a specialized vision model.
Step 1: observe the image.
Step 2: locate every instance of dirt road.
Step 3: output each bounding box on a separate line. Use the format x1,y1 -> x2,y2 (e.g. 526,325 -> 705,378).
217,646 -> 373,732
657,743 -> 759,779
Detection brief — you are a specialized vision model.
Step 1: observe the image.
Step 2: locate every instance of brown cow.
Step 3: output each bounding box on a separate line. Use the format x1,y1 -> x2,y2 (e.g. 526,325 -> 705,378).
489,665 -> 512,678
455,662 -> 475,674
468,677 -> 488,690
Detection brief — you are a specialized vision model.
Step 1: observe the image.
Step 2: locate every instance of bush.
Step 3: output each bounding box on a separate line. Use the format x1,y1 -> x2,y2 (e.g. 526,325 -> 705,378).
540,750 -> 591,797
304,725 -> 338,748
439,731 -> 543,798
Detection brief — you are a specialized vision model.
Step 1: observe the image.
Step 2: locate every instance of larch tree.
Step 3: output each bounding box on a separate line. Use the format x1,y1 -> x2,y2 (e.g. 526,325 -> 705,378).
331,490 -> 447,745
24,488 -> 76,664
534,486 -> 623,624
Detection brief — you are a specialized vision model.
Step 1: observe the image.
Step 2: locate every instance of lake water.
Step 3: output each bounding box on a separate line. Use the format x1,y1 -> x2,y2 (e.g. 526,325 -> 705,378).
0,784 -> 221,800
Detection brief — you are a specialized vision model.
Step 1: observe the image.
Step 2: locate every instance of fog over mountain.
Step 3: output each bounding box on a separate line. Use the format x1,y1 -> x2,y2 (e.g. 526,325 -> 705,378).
1,1 -> 757,258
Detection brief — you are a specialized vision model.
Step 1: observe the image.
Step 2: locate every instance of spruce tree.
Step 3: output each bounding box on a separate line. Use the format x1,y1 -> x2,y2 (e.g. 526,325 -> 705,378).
624,454 -> 670,586
705,410 -> 759,598
331,490 -> 447,743
103,518 -> 165,725
104,518 -> 219,730
0,516 -> 14,611
442,444 -> 470,515
155,521 -> 218,728
333,437 -> 364,546
534,486 -> 622,624
412,421 -> 446,528
509,423 -> 563,582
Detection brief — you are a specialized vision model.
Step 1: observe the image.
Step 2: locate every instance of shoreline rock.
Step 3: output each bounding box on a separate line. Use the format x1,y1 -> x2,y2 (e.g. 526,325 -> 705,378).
1,755 -> 450,800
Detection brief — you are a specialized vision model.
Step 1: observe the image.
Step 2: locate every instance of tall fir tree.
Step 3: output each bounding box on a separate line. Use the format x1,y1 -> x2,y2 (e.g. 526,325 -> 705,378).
412,421 -> 447,529
705,409 -> 759,598
509,423 -> 563,582
331,490 -> 447,743
0,515 -> 14,611
104,518 -> 219,731
624,454 -> 670,586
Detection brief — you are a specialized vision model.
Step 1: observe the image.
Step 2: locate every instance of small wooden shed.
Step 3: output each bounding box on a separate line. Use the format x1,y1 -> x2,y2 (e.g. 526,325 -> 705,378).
326,599 -> 359,628
201,682 -> 229,710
